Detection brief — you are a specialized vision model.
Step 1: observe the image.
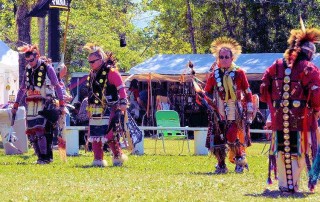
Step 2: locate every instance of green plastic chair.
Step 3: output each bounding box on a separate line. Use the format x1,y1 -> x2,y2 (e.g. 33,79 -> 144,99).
155,110 -> 190,154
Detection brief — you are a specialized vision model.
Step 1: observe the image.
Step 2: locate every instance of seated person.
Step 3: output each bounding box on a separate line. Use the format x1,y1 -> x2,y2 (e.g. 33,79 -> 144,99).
263,113 -> 272,141
76,98 -> 89,126
137,90 -> 149,126
69,102 -> 81,126
127,79 -> 140,120
138,90 -> 147,111
250,109 -> 266,140
156,96 -> 170,110
76,97 -> 90,147
156,86 -> 170,110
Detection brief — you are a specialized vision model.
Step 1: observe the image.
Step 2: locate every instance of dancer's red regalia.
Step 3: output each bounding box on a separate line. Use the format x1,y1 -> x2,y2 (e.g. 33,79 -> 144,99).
260,25 -> 320,193
204,37 -> 253,174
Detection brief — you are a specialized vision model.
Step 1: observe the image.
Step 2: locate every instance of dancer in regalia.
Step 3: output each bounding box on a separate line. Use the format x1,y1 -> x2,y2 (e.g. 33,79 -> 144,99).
204,37 -> 253,174
84,43 -> 128,167
12,44 -> 65,164
260,25 -> 320,193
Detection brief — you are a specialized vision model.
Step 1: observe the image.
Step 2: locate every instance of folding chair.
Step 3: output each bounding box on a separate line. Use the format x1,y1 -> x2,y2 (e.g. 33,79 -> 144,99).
155,110 -> 190,154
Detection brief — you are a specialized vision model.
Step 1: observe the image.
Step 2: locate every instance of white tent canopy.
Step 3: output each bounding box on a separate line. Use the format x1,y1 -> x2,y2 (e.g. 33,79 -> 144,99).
0,40 -> 19,104
128,53 -> 320,81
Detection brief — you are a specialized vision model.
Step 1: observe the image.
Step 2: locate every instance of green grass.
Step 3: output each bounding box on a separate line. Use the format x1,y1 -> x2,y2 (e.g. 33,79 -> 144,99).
0,139 -> 320,201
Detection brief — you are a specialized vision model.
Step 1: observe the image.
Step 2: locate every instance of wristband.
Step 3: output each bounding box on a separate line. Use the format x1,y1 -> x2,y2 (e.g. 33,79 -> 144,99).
59,100 -> 65,107
13,102 -> 19,109
119,98 -> 128,105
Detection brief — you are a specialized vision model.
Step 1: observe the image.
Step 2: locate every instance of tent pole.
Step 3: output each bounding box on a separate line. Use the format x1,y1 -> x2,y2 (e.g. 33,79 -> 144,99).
76,77 -> 79,102
150,75 -> 154,126
182,74 -> 185,126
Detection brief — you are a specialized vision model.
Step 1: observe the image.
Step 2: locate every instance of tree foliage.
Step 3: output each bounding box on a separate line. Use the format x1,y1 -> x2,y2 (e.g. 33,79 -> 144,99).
0,0 -> 18,43
1,0 -> 320,75
143,0 -> 320,54
0,0 -> 149,73
58,0 -> 149,72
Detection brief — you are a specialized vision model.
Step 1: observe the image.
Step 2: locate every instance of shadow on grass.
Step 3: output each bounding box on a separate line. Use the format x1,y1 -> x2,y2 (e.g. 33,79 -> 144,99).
0,161 -> 30,165
0,153 -> 32,159
145,153 -> 189,157
17,154 -> 32,160
75,164 -> 104,169
244,189 -> 313,198
74,164 -> 129,169
189,171 -> 218,176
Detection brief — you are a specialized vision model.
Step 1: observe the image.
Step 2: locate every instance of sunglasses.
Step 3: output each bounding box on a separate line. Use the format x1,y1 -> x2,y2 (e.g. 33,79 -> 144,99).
25,58 -> 35,63
219,55 -> 230,60
88,58 -> 100,64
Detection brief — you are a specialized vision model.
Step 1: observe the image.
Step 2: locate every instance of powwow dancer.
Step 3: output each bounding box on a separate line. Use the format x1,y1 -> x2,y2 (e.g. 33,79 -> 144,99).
84,43 -> 128,167
260,23 -> 320,193
12,44 -> 65,164
203,37 -> 253,174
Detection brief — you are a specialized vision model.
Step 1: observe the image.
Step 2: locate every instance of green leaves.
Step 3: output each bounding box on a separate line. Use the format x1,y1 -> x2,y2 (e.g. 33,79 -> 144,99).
2,0 -> 320,74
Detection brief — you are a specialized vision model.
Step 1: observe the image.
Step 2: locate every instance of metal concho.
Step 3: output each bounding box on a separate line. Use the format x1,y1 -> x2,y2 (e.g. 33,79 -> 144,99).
284,140 -> 290,146
284,146 -> 291,152
283,107 -> 289,114
283,92 -> 290,99
283,100 -> 289,107
284,133 -> 290,140
284,76 -> 290,84
285,68 -> 292,76
285,152 -> 291,158
283,84 -> 290,92
292,100 -> 301,108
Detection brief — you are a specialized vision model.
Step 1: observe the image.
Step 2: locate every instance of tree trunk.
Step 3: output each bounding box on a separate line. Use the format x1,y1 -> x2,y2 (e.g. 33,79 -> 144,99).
37,0 -> 46,56
186,0 -> 197,54
16,1 -> 31,87
220,0 -> 234,37
260,2 -> 270,52
241,5 -> 248,52
38,17 -> 46,56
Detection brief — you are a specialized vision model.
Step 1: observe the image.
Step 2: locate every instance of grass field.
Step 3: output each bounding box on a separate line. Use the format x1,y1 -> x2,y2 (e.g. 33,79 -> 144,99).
0,138 -> 320,201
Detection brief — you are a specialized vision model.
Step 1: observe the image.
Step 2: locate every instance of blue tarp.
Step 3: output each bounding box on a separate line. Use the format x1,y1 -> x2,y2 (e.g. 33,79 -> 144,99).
129,53 -> 320,75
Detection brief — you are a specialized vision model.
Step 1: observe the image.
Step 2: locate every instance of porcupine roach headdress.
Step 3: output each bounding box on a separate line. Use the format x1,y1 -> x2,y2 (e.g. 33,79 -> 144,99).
210,36 -> 242,61
284,17 -> 320,68
105,51 -> 117,68
17,44 -> 52,64
83,43 -> 106,60
17,44 -> 40,56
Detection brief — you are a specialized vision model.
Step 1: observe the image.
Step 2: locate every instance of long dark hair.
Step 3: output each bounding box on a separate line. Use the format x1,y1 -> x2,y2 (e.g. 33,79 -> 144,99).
130,79 -> 139,89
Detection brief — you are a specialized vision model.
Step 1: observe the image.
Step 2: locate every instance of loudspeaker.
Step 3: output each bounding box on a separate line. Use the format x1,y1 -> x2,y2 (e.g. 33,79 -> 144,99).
120,34 -> 126,47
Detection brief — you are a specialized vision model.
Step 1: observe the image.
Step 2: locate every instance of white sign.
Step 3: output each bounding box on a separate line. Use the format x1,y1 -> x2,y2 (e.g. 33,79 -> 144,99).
50,0 -> 70,10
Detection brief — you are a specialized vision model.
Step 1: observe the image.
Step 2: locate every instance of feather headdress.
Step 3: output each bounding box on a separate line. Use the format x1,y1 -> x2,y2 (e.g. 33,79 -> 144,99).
83,43 -> 106,60
105,51 -> 117,67
284,16 -> 320,68
17,44 -> 39,55
210,37 -> 242,61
